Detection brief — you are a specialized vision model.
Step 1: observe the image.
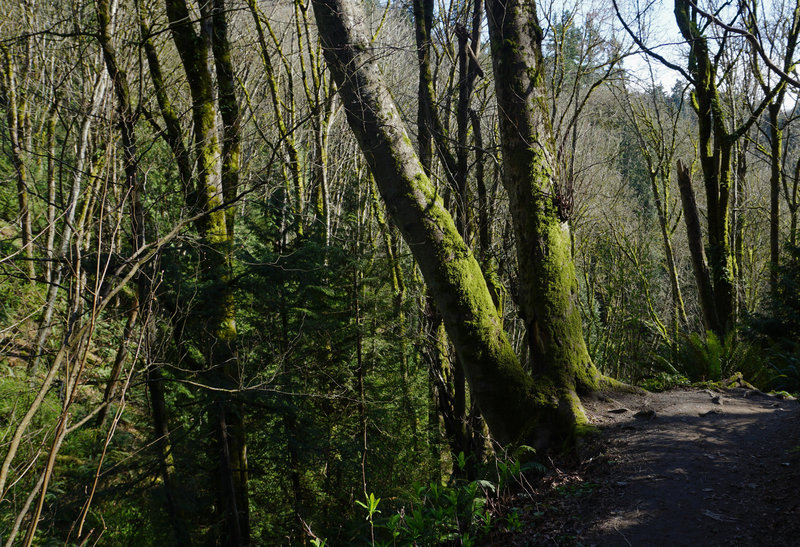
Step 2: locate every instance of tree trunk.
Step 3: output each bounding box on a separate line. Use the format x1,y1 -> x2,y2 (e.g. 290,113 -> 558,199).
148,362 -> 191,544
247,0 -> 306,235
677,160 -> 720,333
484,0 -> 602,397
311,0 -> 602,447
28,69 -> 108,375
164,0 -> 247,541
768,102 -> 782,291
0,45 -> 35,282
412,0 -> 458,182
672,0 -> 774,331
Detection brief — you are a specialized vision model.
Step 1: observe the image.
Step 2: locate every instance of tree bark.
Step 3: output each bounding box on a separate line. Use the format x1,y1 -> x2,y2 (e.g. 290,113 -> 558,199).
164,0 -> 247,541
677,160 -> 720,333
412,0 -> 459,182
672,0 -> 778,331
484,0 -> 602,397
768,103 -> 782,291
311,0 -> 600,446
674,1 -> 736,331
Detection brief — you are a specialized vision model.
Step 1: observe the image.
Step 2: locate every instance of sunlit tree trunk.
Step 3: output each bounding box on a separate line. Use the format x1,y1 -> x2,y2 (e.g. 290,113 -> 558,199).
311,0 -> 609,447
485,0 -> 603,398
163,0 -> 247,541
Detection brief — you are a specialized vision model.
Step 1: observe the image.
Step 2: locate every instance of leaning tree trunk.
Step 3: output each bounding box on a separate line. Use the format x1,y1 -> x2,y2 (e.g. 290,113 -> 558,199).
677,160 -> 720,333
310,0 -> 605,447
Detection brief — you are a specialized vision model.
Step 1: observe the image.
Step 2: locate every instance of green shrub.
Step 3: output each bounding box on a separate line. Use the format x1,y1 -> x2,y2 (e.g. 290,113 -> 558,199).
745,243 -> 800,394
672,329 -> 763,383
335,451 -> 546,545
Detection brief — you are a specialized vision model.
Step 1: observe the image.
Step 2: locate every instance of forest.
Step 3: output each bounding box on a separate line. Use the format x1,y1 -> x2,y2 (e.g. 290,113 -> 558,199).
0,0 -> 799,543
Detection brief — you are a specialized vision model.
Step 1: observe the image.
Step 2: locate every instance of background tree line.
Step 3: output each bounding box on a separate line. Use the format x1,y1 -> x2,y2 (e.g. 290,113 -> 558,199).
0,0 -> 799,543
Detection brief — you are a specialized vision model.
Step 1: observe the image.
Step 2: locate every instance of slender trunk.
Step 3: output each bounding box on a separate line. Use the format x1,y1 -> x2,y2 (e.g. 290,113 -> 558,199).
734,147 -> 747,313
677,160 -> 720,333
138,7 -> 192,192
470,108 -> 503,313
651,172 -> 687,333
29,70 -> 108,375
412,0 -> 459,182
413,0 -> 435,173
769,103 -> 782,290
26,312 -> 100,546
45,100 -> 59,284
471,109 -> 490,261
1,341 -> 67,499
313,116 -> 332,246
95,0 -> 143,426
1,45 -> 35,281
422,293 -> 444,470
423,295 -> 461,465
247,0 -> 306,234
790,157 -> 800,247
707,143 -> 736,328
454,15 -> 479,241
212,0 -> 240,238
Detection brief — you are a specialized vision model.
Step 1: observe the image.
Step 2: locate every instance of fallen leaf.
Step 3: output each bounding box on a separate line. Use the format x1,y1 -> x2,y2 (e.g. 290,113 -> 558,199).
703,510 -> 736,522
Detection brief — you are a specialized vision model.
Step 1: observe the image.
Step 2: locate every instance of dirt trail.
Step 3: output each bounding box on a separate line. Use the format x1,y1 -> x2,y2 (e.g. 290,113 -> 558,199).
572,388 -> 800,546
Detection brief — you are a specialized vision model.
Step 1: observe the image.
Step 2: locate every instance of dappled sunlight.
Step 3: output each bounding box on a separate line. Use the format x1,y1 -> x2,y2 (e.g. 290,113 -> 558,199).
578,388 -> 800,545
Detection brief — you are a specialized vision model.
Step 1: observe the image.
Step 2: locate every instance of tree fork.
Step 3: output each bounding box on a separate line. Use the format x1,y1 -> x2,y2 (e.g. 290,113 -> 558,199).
310,0 -> 614,448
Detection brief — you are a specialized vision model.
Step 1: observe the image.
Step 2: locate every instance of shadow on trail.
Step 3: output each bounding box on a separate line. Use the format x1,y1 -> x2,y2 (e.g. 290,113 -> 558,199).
581,390 -> 800,546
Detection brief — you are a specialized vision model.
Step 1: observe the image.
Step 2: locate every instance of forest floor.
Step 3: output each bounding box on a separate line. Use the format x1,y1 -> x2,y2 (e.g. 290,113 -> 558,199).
501,386 -> 800,546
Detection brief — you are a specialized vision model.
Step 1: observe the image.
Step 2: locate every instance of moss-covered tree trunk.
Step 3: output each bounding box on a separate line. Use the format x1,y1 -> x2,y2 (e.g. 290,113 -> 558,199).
0,44 -> 34,282
768,101 -> 783,291
677,160 -> 720,333
673,0 -> 779,332
674,0 -> 736,332
311,0 -> 603,446
484,0 -> 603,401
164,0 -> 248,542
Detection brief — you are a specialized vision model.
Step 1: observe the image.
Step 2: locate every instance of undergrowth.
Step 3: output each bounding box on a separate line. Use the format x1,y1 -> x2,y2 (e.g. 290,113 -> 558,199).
312,449 -> 548,546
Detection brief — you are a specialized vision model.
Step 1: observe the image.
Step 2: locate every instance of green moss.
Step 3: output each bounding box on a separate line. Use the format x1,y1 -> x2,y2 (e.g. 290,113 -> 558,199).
572,422 -> 598,437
